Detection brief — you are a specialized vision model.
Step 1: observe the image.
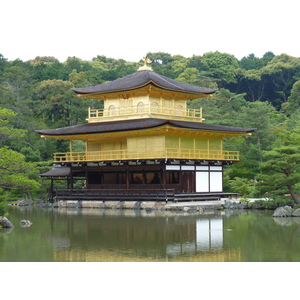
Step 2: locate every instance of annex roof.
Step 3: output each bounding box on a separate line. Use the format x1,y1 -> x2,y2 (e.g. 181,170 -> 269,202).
72,70 -> 217,96
36,118 -> 256,137
40,166 -> 71,177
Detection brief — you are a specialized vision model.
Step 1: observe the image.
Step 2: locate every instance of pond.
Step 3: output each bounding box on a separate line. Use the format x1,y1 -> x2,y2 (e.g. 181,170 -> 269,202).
1,206 -> 300,262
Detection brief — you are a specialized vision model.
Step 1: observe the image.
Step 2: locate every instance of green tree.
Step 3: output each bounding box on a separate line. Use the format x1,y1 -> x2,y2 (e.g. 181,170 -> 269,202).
69,69 -> 91,88
0,54 -> 8,78
284,80 -> 300,114
239,52 -> 275,70
30,56 -> 64,81
1,64 -> 34,113
0,108 -> 25,145
261,54 -> 300,106
63,56 -> 92,79
200,51 -> 239,86
146,52 -> 175,78
0,147 -> 40,191
0,108 -> 41,214
34,79 -> 77,127
176,68 -> 218,89
256,145 -> 300,204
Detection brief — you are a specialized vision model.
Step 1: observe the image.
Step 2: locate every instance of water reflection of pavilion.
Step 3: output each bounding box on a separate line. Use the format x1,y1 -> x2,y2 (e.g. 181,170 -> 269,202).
166,217 -> 223,256
51,210 -> 240,262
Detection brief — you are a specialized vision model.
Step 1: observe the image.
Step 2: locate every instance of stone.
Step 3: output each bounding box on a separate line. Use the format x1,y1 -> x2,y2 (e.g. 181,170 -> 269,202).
154,202 -> 165,210
239,202 -> 248,209
197,206 -> 204,214
223,200 -> 232,209
292,208 -> 300,217
42,202 -> 53,208
273,206 -> 293,217
116,201 -> 124,209
0,217 -> 14,228
134,202 -> 141,210
223,200 -> 239,209
100,202 -> 106,209
19,220 -> 33,227
17,199 -> 32,206
75,201 -> 82,209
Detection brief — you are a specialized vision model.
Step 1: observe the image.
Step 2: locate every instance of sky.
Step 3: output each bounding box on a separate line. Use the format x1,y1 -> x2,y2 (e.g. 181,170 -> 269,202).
1,0 -> 299,63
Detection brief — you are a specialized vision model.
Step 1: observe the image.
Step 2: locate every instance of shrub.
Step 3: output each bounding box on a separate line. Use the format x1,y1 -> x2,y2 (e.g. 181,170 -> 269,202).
0,199 -> 7,216
229,177 -> 256,197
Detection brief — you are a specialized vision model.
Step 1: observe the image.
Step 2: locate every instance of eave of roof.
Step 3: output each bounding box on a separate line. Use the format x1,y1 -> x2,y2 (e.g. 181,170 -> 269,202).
39,167 -> 71,177
72,70 -> 217,96
35,118 -> 256,137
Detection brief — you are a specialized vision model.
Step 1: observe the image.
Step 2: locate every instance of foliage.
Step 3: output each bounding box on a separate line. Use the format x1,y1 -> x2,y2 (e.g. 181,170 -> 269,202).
0,147 -> 40,190
284,80 -> 300,114
200,51 -> 239,86
256,144 -> 300,204
251,194 -> 294,209
228,177 -> 256,197
0,198 -> 6,216
0,107 -> 41,212
239,52 -> 275,70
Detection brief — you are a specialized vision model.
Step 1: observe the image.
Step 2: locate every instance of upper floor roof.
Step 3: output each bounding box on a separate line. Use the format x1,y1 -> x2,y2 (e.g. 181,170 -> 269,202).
72,69 -> 217,98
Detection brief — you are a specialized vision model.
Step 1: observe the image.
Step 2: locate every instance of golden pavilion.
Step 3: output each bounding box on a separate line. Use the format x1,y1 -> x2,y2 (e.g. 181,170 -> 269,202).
36,60 -> 255,202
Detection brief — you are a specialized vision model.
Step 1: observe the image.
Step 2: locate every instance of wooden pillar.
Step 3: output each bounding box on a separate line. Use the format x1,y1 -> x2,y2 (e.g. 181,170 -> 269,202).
126,165 -> 130,191
47,177 -> 54,202
162,166 -> 166,190
142,169 -> 147,184
85,171 -> 88,189
85,139 -> 88,157
69,166 -> 74,189
50,177 -> 54,191
70,140 -> 73,159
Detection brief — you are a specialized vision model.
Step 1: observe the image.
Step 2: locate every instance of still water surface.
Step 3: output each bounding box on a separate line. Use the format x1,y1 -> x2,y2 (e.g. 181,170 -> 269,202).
1,206 -> 300,262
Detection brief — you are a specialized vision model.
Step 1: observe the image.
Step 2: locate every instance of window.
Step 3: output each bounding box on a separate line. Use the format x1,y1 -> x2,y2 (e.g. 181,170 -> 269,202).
137,102 -> 145,113
151,102 -> 159,113
176,105 -> 184,115
108,105 -> 116,116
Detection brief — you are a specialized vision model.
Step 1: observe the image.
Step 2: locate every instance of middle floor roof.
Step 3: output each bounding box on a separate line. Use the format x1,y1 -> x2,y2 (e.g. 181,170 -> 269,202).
36,118 -> 256,140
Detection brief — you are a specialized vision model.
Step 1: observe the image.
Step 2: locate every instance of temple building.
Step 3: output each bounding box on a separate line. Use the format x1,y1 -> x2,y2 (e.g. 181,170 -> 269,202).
36,60 -> 255,202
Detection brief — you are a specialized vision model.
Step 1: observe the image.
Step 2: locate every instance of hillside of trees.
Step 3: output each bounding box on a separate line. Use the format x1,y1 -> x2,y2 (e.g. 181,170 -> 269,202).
1,51 -> 300,208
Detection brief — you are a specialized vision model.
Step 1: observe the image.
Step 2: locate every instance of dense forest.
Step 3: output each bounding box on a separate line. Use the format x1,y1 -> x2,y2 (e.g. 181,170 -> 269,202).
1,50 -> 300,211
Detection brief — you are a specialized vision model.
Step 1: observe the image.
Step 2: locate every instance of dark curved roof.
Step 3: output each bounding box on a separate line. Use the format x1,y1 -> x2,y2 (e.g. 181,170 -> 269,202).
40,167 -> 71,177
36,118 -> 256,137
72,70 -> 217,96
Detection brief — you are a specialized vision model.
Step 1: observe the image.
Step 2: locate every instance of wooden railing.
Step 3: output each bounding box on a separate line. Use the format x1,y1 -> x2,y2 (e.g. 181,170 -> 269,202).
53,189 -> 175,202
53,148 -> 240,163
88,104 -> 203,122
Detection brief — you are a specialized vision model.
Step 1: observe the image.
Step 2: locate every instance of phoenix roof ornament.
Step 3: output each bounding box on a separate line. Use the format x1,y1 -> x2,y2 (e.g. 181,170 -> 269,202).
138,56 -> 153,71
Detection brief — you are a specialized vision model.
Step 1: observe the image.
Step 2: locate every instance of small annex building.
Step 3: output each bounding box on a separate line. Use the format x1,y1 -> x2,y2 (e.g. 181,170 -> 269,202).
36,60 -> 256,202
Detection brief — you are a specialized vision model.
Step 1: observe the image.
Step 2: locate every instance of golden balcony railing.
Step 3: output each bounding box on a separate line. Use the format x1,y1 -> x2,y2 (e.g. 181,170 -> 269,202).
87,104 -> 203,123
53,148 -> 240,163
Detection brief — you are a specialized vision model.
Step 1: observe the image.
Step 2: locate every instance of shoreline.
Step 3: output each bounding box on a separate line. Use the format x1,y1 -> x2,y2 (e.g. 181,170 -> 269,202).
42,198 -> 244,211
9,197 -> 291,212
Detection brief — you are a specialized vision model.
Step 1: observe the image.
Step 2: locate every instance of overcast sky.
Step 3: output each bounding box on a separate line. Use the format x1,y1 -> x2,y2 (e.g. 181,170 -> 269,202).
1,0 -> 299,62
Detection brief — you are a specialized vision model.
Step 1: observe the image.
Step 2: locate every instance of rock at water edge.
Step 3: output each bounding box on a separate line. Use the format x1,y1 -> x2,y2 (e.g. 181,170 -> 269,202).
0,217 -> 14,228
273,206 -> 293,217
292,208 -> 300,217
